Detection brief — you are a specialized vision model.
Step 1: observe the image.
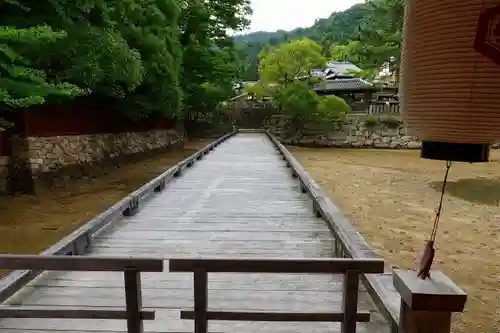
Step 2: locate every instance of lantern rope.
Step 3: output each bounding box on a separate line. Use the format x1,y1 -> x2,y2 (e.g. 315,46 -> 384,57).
430,160 -> 452,241
417,160 -> 452,279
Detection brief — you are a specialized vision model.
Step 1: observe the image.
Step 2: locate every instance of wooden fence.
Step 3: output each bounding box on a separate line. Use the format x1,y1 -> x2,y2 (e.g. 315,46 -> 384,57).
169,257 -> 385,333
368,101 -> 400,115
0,255 -> 163,333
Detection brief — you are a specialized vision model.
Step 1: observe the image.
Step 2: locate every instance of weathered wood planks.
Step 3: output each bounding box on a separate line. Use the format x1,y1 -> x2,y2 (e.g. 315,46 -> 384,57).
0,133 -> 390,333
0,256 -> 162,333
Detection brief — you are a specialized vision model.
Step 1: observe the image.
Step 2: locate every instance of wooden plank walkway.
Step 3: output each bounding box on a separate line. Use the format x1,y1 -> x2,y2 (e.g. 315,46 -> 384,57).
0,133 -> 389,333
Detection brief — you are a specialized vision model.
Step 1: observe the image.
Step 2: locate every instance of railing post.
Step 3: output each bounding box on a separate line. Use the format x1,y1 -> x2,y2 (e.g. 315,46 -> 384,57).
341,270 -> 359,333
393,270 -> 467,333
124,268 -> 143,333
193,268 -> 208,333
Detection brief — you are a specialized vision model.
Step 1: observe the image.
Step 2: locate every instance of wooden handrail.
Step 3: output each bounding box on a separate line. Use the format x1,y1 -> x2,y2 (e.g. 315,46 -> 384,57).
169,257 -> 384,273
0,306 -> 155,319
179,310 -> 370,322
169,257 -> 385,333
0,254 -> 163,272
0,255 -> 164,333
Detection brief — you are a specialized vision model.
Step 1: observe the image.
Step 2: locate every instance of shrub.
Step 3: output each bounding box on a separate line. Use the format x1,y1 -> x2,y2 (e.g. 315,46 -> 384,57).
364,116 -> 378,129
379,115 -> 402,129
316,95 -> 350,123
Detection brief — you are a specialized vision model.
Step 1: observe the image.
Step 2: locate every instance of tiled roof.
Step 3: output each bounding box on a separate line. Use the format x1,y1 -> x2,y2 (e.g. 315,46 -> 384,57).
326,61 -> 362,74
314,78 -> 374,92
311,61 -> 361,78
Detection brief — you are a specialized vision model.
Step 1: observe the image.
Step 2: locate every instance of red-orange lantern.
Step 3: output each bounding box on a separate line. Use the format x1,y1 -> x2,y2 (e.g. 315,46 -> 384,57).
400,1 -> 500,162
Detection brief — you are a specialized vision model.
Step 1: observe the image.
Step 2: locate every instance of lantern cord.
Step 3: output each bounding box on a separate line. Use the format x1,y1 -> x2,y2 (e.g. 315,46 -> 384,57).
430,160 -> 452,242
417,160 -> 452,279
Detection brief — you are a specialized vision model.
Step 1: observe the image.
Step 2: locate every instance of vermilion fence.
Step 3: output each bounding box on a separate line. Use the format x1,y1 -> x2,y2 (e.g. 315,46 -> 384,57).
23,104 -> 174,137
0,103 -> 176,156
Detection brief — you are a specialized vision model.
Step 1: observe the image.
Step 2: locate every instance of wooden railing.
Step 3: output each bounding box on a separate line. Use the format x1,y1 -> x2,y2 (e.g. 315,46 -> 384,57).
169,257 -> 385,333
0,131 -> 236,305
266,132 -> 468,333
0,255 -> 163,333
368,101 -> 400,115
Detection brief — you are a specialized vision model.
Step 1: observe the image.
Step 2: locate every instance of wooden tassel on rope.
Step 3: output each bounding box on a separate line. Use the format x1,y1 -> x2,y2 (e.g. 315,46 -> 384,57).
416,161 -> 451,279
417,240 -> 435,279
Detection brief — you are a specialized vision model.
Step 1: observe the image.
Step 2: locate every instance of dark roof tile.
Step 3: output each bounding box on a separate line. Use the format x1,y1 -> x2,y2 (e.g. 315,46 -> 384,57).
314,78 -> 373,92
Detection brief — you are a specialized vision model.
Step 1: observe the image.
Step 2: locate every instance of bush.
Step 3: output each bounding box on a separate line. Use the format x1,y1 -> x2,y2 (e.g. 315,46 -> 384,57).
316,95 -> 350,123
364,116 -> 378,129
379,116 -> 402,129
277,82 -> 320,120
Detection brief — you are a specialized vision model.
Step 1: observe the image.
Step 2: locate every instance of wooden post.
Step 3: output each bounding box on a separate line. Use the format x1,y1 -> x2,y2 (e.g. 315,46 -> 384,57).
124,269 -> 143,333
341,270 -> 359,333
193,269 -> 208,333
123,196 -> 139,217
154,179 -> 166,192
299,181 -> 307,193
393,270 -> 467,333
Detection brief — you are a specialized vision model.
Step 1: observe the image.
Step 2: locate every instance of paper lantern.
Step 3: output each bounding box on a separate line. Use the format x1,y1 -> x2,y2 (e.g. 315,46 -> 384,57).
400,1 -> 500,162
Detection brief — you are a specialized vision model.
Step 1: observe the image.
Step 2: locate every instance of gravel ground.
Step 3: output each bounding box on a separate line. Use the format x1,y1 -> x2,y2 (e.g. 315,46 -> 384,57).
290,146 -> 500,333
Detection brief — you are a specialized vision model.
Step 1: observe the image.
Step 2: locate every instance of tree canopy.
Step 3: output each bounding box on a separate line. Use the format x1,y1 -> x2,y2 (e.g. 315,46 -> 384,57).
0,25 -> 85,109
235,0 -> 403,82
249,38 -> 350,137
258,38 -> 325,86
0,0 -> 252,129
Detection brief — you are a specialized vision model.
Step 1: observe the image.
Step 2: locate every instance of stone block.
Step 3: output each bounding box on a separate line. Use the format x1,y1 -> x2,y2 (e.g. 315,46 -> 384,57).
407,141 -> 422,149
22,129 -> 182,187
374,142 -> 390,148
389,141 -> 401,149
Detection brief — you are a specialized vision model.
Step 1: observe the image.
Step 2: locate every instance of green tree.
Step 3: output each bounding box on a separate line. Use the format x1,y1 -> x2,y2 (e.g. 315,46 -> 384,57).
234,2 -> 370,80
278,82 -> 319,123
0,25 -> 84,130
330,41 -> 365,63
179,0 -> 251,121
235,0 -> 403,84
255,38 -> 350,137
1,0 -> 252,127
277,83 -> 350,137
316,95 -> 350,123
258,38 -> 326,86
118,0 -> 183,119
1,0 -> 182,119
244,82 -> 277,100
342,0 -> 404,80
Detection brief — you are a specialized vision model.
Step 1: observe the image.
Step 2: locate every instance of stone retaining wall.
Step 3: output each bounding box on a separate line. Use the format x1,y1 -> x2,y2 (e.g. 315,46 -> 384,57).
28,129 -> 181,174
266,115 -> 500,149
283,130 -> 423,149
1,129 -> 183,192
265,115 -> 422,148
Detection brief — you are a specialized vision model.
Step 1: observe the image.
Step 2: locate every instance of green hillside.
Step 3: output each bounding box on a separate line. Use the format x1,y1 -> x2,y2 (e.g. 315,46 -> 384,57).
235,0 -> 403,83
234,3 -> 371,81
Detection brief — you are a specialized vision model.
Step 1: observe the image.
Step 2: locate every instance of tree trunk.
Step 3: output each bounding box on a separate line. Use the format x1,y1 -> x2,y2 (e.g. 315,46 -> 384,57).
6,111 -> 35,195
7,134 -> 35,195
394,66 -> 401,88
175,119 -> 187,142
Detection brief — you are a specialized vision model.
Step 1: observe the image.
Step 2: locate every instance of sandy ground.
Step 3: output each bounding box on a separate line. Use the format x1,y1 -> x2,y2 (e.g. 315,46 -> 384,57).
289,146 -> 500,333
0,139 -> 212,257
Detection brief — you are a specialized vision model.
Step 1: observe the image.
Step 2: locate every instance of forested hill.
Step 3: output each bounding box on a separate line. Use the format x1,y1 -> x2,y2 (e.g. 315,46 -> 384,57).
234,3 -> 370,81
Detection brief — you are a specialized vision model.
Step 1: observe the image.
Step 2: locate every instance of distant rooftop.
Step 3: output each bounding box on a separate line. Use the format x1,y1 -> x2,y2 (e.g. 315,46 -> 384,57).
311,61 -> 362,79
313,78 -> 374,92
326,61 -> 362,74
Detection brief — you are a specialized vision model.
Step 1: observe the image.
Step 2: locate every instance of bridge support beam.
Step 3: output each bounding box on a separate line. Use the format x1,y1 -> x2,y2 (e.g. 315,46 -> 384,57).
393,270 -> 467,333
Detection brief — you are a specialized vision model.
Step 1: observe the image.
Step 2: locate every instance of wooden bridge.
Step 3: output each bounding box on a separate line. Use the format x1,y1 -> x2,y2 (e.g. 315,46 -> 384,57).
0,131 -> 467,333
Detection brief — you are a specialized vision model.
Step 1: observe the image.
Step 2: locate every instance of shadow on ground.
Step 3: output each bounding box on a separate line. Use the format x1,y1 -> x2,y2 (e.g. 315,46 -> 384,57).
429,178 -> 500,206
